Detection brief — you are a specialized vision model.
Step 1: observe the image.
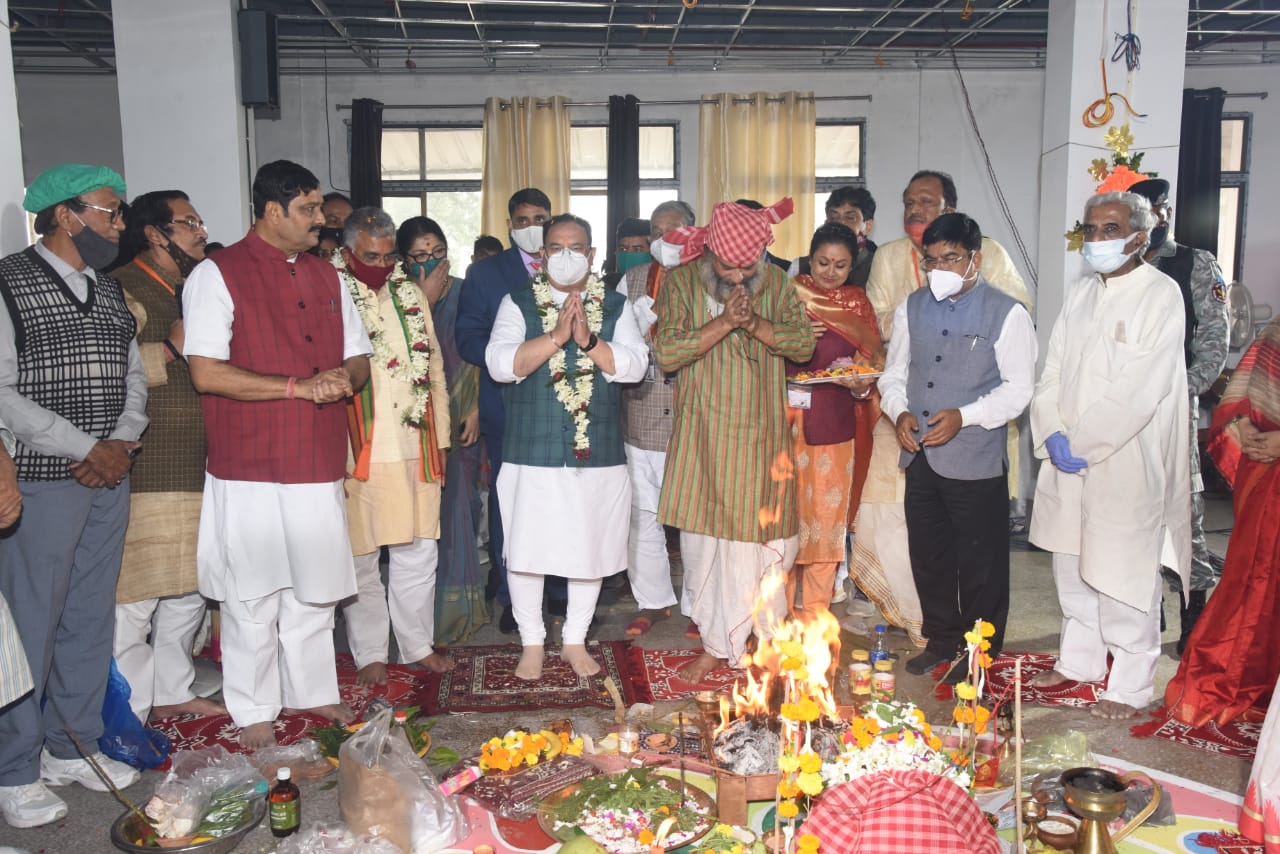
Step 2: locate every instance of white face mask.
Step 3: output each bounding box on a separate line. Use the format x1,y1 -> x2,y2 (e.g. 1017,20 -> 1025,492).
926,257 -> 974,301
649,238 -> 682,269
510,225 -> 543,255
545,248 -> 590,285
1081,237 -> 1135,275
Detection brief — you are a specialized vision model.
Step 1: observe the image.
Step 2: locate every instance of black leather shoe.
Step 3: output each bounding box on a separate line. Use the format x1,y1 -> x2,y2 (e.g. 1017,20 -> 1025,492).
499,606 -> 517,635
905,649 -> 950,675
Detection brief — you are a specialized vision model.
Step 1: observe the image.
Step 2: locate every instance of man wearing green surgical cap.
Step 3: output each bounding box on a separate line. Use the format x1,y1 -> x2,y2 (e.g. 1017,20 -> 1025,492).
0,163 -> 149,828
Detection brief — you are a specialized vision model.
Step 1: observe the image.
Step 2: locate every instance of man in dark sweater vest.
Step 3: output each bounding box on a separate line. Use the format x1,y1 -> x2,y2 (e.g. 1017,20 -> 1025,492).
0,164 -> 148,829
878,213 -> 1037,683
183,161 -> 372,750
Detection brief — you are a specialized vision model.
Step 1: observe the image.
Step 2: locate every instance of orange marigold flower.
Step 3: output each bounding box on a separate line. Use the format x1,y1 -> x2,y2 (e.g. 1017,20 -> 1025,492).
638,829 -> 656,845
778,780 -> 801,799
1096,164 -> 1149,194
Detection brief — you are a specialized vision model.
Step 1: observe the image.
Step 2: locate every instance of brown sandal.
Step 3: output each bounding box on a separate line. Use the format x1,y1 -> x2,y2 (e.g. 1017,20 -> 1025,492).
625,608 -> 670,636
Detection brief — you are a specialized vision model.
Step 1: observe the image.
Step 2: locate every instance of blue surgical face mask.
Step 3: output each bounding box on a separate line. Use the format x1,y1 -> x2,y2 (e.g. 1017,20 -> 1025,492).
407,257 -> 441,281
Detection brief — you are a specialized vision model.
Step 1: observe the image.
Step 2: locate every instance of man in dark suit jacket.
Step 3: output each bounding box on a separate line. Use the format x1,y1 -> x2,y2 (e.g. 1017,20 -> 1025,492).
456,188 -> 559,632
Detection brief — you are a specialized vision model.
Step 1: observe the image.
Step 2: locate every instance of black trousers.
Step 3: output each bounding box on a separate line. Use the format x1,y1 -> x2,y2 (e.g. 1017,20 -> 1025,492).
904,454 -> 1010,660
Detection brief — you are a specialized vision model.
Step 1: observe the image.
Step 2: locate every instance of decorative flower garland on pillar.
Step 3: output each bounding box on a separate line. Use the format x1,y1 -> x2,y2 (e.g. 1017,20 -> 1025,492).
531,270 -> 606,460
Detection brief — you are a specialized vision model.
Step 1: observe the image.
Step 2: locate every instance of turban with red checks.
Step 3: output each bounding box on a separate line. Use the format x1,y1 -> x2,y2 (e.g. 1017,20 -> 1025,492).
800,770 -> 1001,854
663,197 -> 793,267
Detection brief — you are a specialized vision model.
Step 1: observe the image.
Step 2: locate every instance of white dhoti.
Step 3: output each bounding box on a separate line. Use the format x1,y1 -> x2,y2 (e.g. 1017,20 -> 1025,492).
344,537 -> 440,667
1051,552 -> 1163,709
680,532 -> 797,665
624,444 -> 678,612
197,475 -> 356,727
113,591 -> 208,721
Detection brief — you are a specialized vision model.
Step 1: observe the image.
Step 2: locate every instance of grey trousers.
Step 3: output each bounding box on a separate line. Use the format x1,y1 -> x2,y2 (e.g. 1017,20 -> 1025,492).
0,478 -> 130,785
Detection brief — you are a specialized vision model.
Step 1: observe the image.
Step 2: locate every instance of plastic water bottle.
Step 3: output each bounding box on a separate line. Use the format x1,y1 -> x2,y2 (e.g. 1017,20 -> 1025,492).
871,624 -> 890,663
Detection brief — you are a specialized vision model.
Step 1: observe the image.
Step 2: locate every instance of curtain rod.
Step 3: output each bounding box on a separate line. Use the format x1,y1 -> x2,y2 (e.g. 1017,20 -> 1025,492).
1225,90 -> 1267,99
335,94 -> 872,111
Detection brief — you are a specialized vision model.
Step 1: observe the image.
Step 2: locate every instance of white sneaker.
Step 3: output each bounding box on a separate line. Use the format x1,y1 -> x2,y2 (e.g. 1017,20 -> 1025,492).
40,750 -> 139,792
0,781 -> 68,828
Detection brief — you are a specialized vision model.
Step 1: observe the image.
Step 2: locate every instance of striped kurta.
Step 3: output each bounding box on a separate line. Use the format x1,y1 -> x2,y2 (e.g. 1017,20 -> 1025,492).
654,261 -> 816,542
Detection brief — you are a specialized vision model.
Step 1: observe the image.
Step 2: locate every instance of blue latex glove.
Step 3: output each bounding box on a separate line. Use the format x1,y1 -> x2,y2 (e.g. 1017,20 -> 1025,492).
1046,432 -> 1088,473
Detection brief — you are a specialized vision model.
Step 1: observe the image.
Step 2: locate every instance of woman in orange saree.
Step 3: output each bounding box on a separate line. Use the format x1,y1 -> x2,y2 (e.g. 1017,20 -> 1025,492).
785,223 -> 883,619
1164,317 -> 1280,729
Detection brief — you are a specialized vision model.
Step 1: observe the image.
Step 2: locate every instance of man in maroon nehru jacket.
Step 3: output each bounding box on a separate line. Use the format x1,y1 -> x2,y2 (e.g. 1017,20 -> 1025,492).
182,161 -> 372,749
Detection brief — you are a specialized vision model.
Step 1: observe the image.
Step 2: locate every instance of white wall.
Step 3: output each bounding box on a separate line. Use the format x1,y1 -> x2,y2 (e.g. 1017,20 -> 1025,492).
14,74 -> 123,183
0,0 -> 28,254
254,67 -> 1045,290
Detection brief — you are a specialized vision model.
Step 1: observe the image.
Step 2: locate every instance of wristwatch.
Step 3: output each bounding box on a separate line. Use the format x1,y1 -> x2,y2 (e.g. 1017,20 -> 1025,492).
582,333 -> 600,352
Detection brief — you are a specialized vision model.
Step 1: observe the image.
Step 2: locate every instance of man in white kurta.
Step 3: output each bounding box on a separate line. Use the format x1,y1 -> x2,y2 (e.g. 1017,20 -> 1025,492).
1029,191 -> 1190,720
334,210 -> 454,686
485,215 -> 648,681
183,161 -> 372,748
858,170 -> 1032,650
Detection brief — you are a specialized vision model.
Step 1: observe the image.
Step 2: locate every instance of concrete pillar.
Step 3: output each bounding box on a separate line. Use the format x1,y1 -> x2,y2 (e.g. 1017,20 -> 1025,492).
0,0 -> 29,254
1036,0 -> 1189,358
113,0 -> 253,242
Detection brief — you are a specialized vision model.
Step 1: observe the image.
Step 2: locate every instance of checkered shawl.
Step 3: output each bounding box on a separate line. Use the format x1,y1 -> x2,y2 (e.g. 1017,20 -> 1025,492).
665,198 -> 793,266
801,770 -> 1001,854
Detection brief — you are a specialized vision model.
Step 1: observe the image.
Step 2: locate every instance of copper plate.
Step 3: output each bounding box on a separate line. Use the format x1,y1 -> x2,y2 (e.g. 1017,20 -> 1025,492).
537,771 -> 718,853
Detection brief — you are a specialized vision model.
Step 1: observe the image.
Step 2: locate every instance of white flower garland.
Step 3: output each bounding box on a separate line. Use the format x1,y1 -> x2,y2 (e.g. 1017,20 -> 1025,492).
531,270 -> 605,460
333,251 -> 434,428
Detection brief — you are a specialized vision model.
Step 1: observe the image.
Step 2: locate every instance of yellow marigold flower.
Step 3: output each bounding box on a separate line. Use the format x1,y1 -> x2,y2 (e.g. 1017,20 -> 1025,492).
979,621 -> 995,638
799,751 -> 823,774
955,681 -> 978,701
715,824 -> 733,835
778,799 -> 800,819
778,779 -> 801,799
797,833 -> 821,852
781,656 -> 803,672
797,772 -> 824,796
979,639 -> 991,652
638,829 -> 655,845
779,755 -> 800,773
564,739 -> 584,756
794,668 -> 811,682
910,709 -> 926,726
928,735 -> 943,751
780,703 -> 800,721
964,629 -> 982,646
792,698 -> 820,722
779,640 -> 804,659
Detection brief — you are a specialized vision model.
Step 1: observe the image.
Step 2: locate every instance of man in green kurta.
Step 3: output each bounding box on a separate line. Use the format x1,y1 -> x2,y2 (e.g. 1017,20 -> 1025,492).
653,199 -> 815,683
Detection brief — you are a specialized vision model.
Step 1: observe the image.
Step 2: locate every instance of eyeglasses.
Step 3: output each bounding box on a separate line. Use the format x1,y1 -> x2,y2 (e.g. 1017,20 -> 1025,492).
168,217 -> 208,233
77,200 -> 124,223
357,251 -> 402,265
407,246 -> 448,262
921,252 -> 972,271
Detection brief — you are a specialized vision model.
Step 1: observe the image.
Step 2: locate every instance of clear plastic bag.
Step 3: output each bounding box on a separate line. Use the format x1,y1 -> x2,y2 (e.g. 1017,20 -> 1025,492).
144,747 -> 267,841
276,821 -> 407,854
997,730 -> 1095,790
338,707 -> 467,853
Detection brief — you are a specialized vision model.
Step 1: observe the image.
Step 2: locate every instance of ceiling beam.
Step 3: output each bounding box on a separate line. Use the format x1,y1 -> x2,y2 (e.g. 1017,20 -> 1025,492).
1191,9 -> 1280,50
714,0 -> 759,71
309,0 -> 376,68
932,0 -> 1025,56
9,8 -> 111,69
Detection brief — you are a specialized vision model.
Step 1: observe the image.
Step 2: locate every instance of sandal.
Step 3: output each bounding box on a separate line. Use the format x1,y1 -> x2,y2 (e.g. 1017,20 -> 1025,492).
625,608 -> 670,636
685,621 -> 701,639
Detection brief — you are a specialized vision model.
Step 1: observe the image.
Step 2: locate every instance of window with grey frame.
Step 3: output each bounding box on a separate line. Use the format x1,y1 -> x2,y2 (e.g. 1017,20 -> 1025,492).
1218,113 -> 1250,285
379,122 -> 679,267
811,119 -> 866,227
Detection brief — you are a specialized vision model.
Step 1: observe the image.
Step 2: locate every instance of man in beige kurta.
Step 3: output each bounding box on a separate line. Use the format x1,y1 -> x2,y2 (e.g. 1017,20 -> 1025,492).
857,171 -> 1031,655
113,190 -> 225,722
654,200 -> 815,683
335,209 -> 453,684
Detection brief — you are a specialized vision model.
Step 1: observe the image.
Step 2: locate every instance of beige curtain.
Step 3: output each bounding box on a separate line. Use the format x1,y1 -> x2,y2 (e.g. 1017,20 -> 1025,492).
480,96 -> 572,238
697,91 -> 816,261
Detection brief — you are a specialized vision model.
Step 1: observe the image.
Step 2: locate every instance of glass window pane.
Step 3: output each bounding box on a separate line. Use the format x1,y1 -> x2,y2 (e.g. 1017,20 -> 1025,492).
1217,186 -> 1240,284
423,129 -> 484,181
638,189 -> 681,228
423,190 -> 484,273
816,124 -> 861,179
1221,119 -> 1246,173
381,130 -> 422,181
383,194 -> 424,226
571,127 -> 609,182
639,126 -> 676,180
568,192 -> 609,256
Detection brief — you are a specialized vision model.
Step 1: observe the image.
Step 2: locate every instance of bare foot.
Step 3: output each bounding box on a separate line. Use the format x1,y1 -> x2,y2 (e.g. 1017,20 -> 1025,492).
356,662 -> 388,686
1029,669 -> 1071,689
1091,699 -> 1141,720
415,651 -> 456,673
678,652 -> 727,685
284,703 -> 356,724
515,645 -> 544,681
239,721 -> 277,750
150,697 -> 227,719
561,644 -> 601,677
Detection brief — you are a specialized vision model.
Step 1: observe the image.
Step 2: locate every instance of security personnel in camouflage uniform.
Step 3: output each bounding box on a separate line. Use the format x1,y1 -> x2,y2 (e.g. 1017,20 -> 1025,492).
1129,179 -> 1230,654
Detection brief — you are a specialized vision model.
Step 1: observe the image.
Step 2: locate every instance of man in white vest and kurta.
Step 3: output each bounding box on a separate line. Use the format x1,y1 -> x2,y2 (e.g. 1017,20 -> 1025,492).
1029,190 -> 1190,720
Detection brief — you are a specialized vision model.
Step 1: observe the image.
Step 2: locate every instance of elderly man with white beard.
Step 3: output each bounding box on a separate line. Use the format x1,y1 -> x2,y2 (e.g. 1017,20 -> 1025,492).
653,199 -> 816,685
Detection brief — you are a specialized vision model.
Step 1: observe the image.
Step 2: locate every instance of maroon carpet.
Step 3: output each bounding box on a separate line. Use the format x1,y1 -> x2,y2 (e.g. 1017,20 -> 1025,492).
1130,710 -> 1261,762
932,651 -> 1104,708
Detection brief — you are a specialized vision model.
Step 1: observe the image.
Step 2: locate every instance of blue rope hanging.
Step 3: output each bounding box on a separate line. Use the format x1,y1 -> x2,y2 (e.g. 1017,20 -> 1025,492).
1111,0 -> 1141,71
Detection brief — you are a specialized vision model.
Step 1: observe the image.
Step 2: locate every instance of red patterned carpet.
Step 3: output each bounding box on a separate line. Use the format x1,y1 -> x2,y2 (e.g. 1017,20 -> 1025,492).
1130,711 -> 1261,762
415,641 -> 652,714
932,651 -> 1104,707
640,647 -> 747,699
